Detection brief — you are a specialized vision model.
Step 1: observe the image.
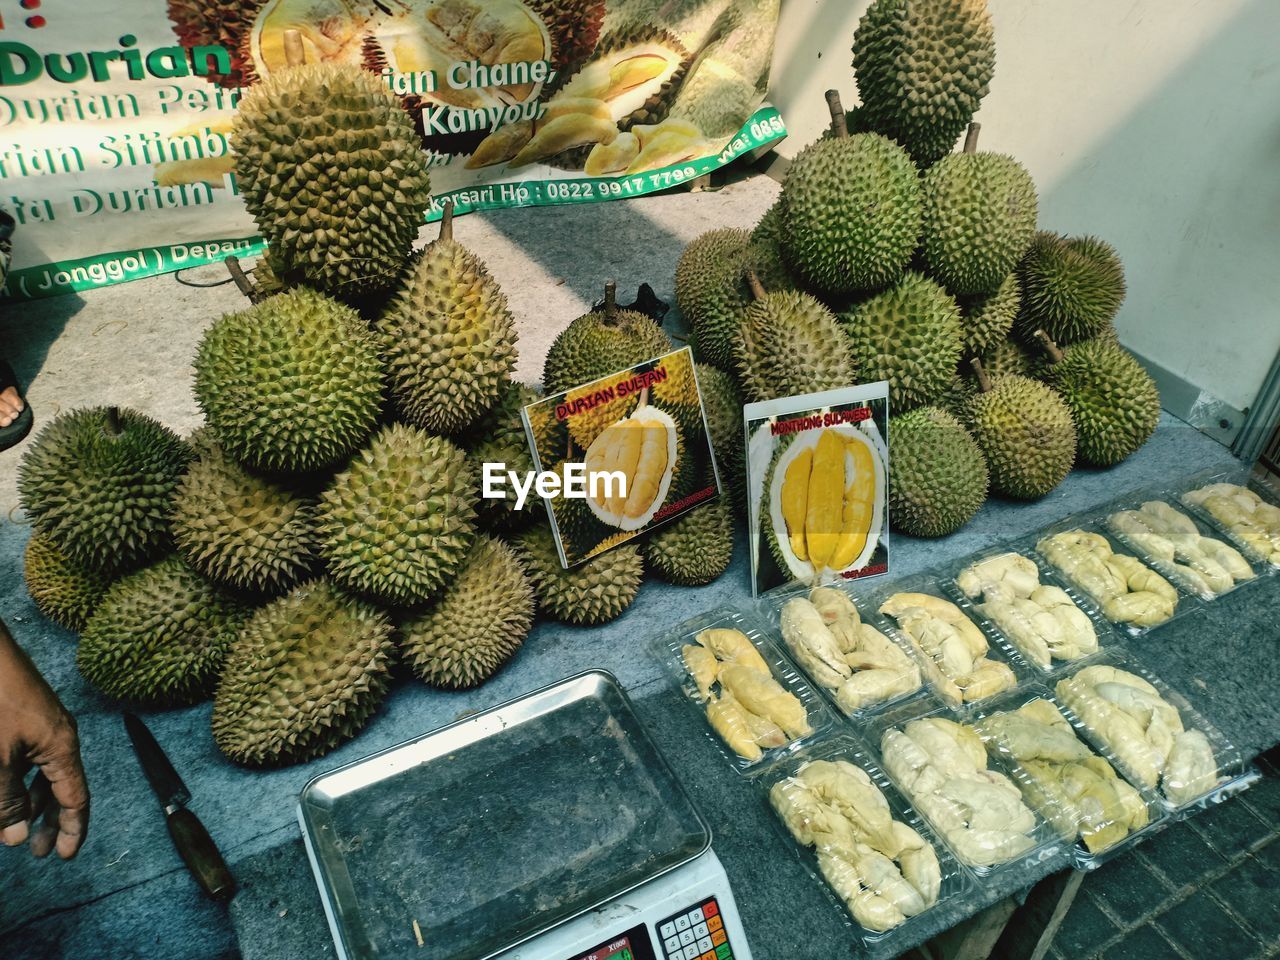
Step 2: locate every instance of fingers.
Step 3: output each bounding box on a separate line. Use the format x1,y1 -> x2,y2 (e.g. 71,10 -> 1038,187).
0,755 -> 33,846
41,734 -> 90,860
28,773 -> 56,858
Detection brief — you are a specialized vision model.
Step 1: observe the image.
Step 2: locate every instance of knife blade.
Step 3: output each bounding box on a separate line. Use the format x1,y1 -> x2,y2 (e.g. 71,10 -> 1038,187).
123,712 -> 236,902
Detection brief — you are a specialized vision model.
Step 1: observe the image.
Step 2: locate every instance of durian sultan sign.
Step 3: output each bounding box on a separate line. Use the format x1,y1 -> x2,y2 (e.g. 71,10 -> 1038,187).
0,0 -> 784,301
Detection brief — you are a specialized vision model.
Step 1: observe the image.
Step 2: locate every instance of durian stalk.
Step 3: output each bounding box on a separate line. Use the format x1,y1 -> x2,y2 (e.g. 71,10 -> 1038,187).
602,280 -> 619,321
104,405 -> 122,437
963,122 -> 981,154
1034,329 -> 1066,365
224,256 -> 260,303
825,89 -> 848,139
971,357 -> 993,393
437,199 -> 455,242
745,269 -> 767,301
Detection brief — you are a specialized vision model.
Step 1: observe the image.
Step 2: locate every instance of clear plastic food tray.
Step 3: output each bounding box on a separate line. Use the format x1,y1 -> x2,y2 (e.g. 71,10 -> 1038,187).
1028,518 -> 1202,637
849,573 -> 1032,712
942,546 -> 1114,678
965,684 -> 1168,870
759,736 -> 974,957
653,607 -> 838,777
1099,493 -> 1265,601
1171,468 -> 1280,572
1051,649 -> 1250,815
864,700 -> 1067,879
755,581 -> 931,721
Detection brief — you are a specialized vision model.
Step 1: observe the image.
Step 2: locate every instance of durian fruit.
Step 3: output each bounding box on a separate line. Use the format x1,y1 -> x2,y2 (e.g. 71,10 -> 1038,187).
18,407 -> 193,577
232,61 -> 431,298
23,533 -> 113,633
676,228 -> 792,371
318,424 -> 476,606
975,337 -> 1034,382
920,128 -> 1038,295
963,366 -> 1077,500
889,407 -> 988,537
543,282 -> 672,393
166,0 -> 263,88
377,205 -> 517,434
766,425 -> 886,581
563,369 -> 641,450
737,278 -> 858,404
960,274 -> 1021,356
78,556 -> 247,707
517,525 -> 643,625
931,374 -> 978,417
582,405 -> 679,531
780,94 -> 922,295
842,272 -> 963,412
195,288 -> 384,474
1036,335 -> 1160,467
171,442 -> 319,594
465,379 -> 543,535
528,0 -> 605,71
212,579 -> 395,767
548,459 -> 613,555
696,364 -> 746,514
644,499 -> 734,586
399,535 -> 535,689
650,350 -> 705,439
1016,232 -> 1126,345
852,0 -> 996,167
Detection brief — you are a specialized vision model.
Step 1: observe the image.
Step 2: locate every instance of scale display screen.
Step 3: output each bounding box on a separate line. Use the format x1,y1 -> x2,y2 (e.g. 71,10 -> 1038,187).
568,923 -> 656,960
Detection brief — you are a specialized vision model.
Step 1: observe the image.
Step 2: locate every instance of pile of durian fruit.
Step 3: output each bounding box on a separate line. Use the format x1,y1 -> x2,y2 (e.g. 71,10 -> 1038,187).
18,57 -> 735,769
677,0 -> 1162,540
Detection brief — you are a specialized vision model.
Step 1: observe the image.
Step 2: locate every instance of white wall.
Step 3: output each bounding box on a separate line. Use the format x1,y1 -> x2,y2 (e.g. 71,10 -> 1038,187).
769,0 -> 1280,414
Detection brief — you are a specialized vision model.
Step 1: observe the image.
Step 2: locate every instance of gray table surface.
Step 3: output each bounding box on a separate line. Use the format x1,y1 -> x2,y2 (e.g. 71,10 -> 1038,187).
3,411 -> 1278,960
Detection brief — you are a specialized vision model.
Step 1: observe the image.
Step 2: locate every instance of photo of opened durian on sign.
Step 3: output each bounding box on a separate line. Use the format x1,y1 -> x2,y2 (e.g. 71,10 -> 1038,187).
518,346 -> 721,568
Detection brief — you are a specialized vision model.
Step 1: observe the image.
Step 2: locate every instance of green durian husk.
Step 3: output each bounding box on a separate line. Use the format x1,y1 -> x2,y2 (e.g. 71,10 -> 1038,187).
23,532 -> 113,633
1042,341 -> 1160,467
963,375 -> 1077,500
695,364 -> 746,516
517,524 -> 643,625
737,291 -> 857,404
644,498 -> 734,585
959,273 -> 1022,357
1016,232 -> 1126,345
543,300 -> 672,394
889,407 -> 988,537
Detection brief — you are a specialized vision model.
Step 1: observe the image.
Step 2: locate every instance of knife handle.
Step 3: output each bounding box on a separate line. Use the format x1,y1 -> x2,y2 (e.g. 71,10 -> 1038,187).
166,807 -> 236,902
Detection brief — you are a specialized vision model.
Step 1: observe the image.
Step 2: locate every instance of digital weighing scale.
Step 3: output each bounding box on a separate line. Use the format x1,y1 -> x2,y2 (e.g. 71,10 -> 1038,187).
298,671 -> 754,960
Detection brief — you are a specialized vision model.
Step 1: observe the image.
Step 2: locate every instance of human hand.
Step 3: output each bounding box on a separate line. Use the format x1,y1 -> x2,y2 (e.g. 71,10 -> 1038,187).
0,619 -> 90,858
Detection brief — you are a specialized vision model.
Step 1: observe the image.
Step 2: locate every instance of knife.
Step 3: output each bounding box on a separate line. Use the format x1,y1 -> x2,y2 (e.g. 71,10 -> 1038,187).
123,712 -> 236,902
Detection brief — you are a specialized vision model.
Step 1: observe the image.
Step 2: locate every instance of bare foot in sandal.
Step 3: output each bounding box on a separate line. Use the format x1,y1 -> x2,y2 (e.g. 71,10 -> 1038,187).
0,385 -> 23,427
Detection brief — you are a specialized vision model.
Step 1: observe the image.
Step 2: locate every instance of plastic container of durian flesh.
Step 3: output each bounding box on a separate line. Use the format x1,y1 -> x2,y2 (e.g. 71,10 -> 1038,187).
1096,490 -> 1267,602
1025,517 -> 1204,638
760,735 -> 975,955
1051,649 -> 1253,817
845,573 -> 1034,713
964,683 -> 1170,871
942,547 -> 1117,679
754,580 -> 932,722
863,698 -> 1068,879
654,607 -> 839,777
1168,467 -> 1280,573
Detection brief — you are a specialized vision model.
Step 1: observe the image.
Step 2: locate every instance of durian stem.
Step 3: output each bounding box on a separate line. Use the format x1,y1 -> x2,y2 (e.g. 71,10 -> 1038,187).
603,280 -> 618,321
1034,329 -> 1065,364
283,29 -> 306,67
971,358 -> 993,393
825,90 -> 849,139
225,256 -> 260,303
964,122 -> 981,154
104,406 -> 122,436
744,270 -> 767,301
638,386 -> 650,408
438,200 -> 455,242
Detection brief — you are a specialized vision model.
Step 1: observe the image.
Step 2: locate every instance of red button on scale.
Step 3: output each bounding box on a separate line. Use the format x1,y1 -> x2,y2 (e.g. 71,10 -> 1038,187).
702,900 -> 719,918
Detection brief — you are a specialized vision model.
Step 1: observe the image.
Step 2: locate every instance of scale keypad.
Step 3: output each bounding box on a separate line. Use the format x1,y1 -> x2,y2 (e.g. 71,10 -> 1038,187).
656,897 -> 733,960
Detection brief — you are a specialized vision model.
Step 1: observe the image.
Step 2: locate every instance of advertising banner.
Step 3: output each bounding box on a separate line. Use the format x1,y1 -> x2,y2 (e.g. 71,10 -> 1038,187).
0,0 -> 784,301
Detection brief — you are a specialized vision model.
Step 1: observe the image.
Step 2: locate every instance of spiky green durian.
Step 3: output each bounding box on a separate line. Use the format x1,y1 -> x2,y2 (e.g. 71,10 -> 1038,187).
543,285 -> 671,393
517,525 -> 643,625
930,374 -> 978,416
853,0 -> 996,167
696,364 -> 746,514
780,128 -> 922,295
922,150 -> 1038,295
377,213 -> 517,434
842,272 -> 963,412
400,535 -> 535,689
1016,232 -> 1126,344
548,458 -> 613,556
318,424 -> 476,607
172,442 -> 319,594
975,338 -> 1034,382
232,62 -> 431,298
18,407 -> 193,577
737,289 -> 857,404
212,580 -> 394,767
889,407 -> 988,537
644,499 -> 733,585
964,374 -> 1077,499
23,532 -> 113,632
463,380 -> 543,535
1040,340 -> 1160,466
78,556 -> 247,706
960,273 -> 1021,355
194,288 -> 384,474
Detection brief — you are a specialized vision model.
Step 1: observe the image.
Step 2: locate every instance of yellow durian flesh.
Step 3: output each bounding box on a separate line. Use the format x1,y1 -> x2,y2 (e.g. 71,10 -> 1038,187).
583,405 -> 679,531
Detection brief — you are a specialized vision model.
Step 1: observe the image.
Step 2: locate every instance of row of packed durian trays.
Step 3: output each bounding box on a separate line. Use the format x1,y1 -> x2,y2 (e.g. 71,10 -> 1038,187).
652,469 -> 1272,949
